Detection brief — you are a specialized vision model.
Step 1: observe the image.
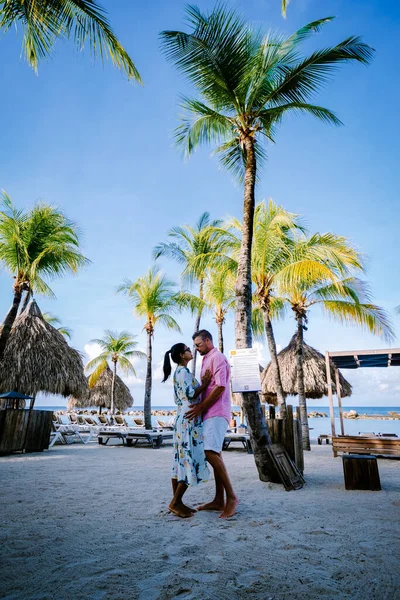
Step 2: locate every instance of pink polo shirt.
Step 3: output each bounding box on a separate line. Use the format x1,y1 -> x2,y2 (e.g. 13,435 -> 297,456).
200,347 -> 231,423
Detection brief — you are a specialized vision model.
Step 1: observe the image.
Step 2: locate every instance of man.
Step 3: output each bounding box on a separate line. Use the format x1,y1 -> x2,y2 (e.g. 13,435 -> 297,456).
185,329 -> 239,519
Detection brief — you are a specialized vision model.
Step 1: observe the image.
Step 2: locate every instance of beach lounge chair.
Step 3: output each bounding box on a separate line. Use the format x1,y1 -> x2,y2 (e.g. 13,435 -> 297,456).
114,415 -> 128,427
49,423 -> 87,446
223,432 -> 252,453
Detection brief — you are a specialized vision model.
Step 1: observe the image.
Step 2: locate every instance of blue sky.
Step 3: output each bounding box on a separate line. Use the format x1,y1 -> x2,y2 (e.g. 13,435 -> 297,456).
0,0 -> 399,407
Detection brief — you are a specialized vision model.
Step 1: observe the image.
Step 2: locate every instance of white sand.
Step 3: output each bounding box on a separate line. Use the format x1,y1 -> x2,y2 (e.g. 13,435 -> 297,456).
1,440 -> 399,600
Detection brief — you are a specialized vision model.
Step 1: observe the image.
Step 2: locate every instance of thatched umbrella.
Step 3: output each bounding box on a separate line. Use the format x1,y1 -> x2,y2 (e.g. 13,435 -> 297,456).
68,365 -> 133,412
260,335 -> 352,403
0,300 -> 88,407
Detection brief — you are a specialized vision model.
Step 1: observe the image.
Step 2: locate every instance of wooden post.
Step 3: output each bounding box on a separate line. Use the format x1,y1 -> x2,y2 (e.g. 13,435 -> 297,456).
325,352 -> 336,438
268,406 -> 276,420
335,368 -> 345,436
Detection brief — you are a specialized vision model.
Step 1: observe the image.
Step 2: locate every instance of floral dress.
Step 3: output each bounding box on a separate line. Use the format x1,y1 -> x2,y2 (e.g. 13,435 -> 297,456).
171,365 -> 209,486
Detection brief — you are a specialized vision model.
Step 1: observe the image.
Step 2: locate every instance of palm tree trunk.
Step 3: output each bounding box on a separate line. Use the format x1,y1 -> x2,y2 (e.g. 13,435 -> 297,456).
0,286 -> 24,361
144,329 -> 153,430
111,361 -> 117,416
217,318 -> 224,354
20,288 -> 32,314
295,314 -> 310,450
236,136 -> 276,481
262,308 -> 287,418
235,138 -> 256,349
191,278 -> 204,375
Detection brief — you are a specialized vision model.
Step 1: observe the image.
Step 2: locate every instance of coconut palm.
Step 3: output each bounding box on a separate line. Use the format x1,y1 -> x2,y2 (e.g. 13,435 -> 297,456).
0,0 -> 141,81
161,5 -> 373,479
42,312 -> 72,339
228,200 -> 304,418
85,330 -> 145,417
278,234 -> 395,449
154,212 -> 234,374
0,192 -> 89,360
203,266 -> 235,354
118,267 -> 182,429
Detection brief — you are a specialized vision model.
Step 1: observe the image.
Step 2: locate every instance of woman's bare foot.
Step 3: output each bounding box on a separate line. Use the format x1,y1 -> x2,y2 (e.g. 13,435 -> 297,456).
197,501 -> 225,512
219,497 -> 240,519
168,502 -> 194,518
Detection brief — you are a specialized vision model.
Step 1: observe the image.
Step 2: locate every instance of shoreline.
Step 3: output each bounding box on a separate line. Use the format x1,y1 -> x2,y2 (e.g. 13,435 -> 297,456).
52,408 -> 400,420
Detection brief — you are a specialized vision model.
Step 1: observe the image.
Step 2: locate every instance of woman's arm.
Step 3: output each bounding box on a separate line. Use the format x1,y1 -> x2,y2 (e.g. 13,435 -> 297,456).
187,369 -> 212,400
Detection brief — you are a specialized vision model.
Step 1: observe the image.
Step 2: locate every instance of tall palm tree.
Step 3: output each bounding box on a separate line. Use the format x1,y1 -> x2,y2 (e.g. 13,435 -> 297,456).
118,267 -> 182,429
278,234 -> 395,449
0,191 -> 89,360
85,331 -> 145,417
154,212 -> 233,374
160,5 -> 374,479
43,312 -> 72,339
203,266 -> 235,354
0,0 -> 141,81
229,200 -> 304,418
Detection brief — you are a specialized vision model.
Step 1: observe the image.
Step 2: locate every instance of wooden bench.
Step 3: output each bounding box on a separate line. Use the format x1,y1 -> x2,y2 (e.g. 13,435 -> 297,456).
318,434 -> 332,445
332,435 -> 400,458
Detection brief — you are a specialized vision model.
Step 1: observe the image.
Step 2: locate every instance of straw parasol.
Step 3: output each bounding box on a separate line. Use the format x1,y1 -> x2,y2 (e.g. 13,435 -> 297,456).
0,300 -> 88,404
68,364 -> 134,412
260,335 -> 352,403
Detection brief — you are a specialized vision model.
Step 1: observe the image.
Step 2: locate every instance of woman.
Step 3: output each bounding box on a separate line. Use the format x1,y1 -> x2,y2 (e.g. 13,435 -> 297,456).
162,343 -> 211,518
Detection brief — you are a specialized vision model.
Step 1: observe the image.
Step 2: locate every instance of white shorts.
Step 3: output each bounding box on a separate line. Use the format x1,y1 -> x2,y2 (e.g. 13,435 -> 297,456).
203,417 -> 228,453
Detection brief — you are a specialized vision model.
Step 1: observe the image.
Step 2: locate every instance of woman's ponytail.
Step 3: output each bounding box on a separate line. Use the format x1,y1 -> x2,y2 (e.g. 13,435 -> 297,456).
162,350 -> 172,382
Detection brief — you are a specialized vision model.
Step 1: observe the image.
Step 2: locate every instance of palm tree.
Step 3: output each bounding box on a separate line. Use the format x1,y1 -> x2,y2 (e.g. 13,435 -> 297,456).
0,0 -> 141,81
203,266 -> 235,354
118,267 -> 182,429
229,200 -> 304,418
278,234 -> 395,449
160,5 -> 374,479
43,312 -> 72,339
154,212 -> 233,374
0,191 -> 89,360
85,330 -> 145,417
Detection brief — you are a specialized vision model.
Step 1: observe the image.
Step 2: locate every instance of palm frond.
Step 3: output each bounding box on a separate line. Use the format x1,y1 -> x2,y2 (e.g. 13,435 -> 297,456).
0,0 -> 141,80
87,359 -> 108,387
320,300 -> 395,343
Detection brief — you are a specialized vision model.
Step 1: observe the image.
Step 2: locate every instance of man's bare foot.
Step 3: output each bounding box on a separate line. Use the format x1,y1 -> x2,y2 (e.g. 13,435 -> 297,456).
168,502 -> 194,518
197,501 -> 225,512
219,497 -> 239,519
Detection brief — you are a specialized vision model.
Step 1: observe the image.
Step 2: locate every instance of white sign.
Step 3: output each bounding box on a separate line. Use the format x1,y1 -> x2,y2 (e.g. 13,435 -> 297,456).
229,348 -> 261,393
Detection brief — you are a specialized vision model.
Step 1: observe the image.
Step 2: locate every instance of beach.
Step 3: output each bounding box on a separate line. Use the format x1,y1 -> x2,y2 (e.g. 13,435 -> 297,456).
1,441 -> 399,600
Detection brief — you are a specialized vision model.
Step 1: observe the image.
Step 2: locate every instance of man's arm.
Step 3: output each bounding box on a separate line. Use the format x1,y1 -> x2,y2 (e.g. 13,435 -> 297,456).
185,385 -> 225,420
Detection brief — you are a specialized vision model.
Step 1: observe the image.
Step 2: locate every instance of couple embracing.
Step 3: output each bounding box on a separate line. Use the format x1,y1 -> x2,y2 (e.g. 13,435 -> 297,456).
162,329 -> 239,519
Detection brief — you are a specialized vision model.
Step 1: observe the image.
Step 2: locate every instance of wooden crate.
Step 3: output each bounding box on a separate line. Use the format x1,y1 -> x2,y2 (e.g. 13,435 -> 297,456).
342,454 -> 381,491
0,409 -> 53,455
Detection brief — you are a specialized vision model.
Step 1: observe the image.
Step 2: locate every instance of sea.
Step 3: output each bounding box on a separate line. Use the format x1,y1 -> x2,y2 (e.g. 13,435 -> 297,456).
36,405 -> 400,440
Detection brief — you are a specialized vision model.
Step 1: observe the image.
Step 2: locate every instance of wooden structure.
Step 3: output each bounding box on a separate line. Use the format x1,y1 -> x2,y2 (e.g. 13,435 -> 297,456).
266,405 -> 304,474
325,348 -> 400,455
0,409 -> 53,454
342,454 -> 381,490
332,435 -> 400,458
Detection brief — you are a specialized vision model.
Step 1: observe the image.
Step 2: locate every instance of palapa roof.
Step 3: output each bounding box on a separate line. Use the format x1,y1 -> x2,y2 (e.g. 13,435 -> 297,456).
0,300 -> 88,399
68,364 -> 134,411
261,335 -> 352,402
